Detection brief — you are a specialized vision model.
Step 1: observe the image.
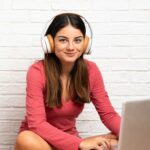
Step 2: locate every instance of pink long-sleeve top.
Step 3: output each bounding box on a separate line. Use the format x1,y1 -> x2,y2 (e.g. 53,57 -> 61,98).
20,59 -> 121,150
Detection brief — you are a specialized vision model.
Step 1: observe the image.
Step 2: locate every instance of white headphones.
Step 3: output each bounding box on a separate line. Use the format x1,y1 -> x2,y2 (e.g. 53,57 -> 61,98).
41,13 -> 93,54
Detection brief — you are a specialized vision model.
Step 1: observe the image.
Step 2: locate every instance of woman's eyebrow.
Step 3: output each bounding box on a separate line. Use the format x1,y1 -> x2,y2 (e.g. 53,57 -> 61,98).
75,36 -> 84,38
56,36 -> 84,39
56,36 -> 68,39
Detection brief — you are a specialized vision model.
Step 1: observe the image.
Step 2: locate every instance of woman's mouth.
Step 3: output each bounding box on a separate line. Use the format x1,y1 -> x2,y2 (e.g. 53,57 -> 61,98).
65,52 -> 76,57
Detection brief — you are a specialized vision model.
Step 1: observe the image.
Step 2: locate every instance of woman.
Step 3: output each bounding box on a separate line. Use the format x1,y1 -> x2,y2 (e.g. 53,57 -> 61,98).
14,13 -> 121,150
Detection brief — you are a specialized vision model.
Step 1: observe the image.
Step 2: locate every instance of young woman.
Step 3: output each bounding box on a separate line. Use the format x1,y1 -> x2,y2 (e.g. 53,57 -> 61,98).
14,13 -> 121,150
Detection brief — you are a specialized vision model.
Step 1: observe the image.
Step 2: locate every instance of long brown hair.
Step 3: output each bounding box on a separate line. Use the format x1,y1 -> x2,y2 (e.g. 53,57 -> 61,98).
44,13 -> 90,108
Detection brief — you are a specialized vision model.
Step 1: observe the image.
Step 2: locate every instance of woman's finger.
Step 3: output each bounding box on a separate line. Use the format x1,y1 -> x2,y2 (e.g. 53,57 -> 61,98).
99,139 -> 111,150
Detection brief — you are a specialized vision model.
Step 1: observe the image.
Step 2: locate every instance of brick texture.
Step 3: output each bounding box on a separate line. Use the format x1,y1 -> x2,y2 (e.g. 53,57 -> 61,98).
0,0 -> 150,149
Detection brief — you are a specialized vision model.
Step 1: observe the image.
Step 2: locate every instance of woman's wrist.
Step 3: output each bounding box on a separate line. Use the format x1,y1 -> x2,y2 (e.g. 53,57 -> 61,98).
78,139 -> 84,150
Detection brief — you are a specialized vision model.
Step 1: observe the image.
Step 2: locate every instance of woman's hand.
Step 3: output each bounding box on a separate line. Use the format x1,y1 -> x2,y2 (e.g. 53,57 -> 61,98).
99,133 -> 118,140
99,133 -> 118,149
79,133 -> 118,150
79,136 -> 112,150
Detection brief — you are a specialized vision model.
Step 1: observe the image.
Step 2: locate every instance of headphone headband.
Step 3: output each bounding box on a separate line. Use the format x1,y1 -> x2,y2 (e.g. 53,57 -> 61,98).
41,13 -> 93,54
78,14 -> 93,54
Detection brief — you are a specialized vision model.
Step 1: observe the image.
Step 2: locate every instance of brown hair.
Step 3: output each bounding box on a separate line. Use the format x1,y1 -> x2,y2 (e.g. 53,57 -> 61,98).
44,13 -> 90,108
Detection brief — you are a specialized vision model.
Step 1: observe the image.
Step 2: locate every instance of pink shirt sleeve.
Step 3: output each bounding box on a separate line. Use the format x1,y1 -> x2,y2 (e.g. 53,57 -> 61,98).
89,62 -> 121,137
26,62 -> 82,150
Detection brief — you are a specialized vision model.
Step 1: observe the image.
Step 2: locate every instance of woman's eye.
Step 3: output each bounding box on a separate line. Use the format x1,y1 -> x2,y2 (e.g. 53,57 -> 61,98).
59,39 -> 67,43
74,38 -> 82,43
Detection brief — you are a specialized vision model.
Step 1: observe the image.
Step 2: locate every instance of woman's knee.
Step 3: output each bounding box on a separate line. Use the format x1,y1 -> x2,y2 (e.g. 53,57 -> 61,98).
14,130 -> 54,150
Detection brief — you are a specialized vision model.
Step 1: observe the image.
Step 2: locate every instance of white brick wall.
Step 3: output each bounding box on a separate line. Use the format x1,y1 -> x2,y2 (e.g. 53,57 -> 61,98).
0,0 -> 150,149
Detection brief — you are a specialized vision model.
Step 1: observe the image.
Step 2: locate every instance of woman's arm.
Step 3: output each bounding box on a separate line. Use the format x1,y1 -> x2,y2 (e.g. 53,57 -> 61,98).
89,62 -> 121,137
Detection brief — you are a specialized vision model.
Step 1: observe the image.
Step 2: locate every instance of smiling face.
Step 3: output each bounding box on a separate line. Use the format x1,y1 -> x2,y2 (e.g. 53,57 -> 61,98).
54,25 -> 85,66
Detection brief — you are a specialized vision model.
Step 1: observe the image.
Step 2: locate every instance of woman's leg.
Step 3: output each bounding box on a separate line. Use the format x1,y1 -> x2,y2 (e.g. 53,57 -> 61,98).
14,130 -> 56,150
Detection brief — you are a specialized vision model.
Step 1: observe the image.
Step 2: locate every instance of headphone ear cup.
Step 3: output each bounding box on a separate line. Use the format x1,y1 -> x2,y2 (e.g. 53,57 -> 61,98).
84,36 -> 91,54
41,36 -> 48,53
42,34 -> 54,53
47,34 -> 54,53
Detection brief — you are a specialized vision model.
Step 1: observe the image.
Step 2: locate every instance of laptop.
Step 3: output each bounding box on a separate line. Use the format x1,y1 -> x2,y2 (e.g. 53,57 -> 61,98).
113,99 -> 150,150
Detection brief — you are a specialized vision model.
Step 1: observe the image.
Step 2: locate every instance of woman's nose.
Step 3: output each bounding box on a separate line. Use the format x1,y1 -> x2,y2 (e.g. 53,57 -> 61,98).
67,41 -> 74,50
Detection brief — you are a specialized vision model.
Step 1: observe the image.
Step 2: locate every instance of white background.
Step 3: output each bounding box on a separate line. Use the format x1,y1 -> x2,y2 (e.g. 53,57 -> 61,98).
0,0 -> 150,149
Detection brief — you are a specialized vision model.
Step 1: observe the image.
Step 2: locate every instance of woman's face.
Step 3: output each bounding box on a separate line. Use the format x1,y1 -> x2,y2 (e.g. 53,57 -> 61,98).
54,25 -> 85,65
